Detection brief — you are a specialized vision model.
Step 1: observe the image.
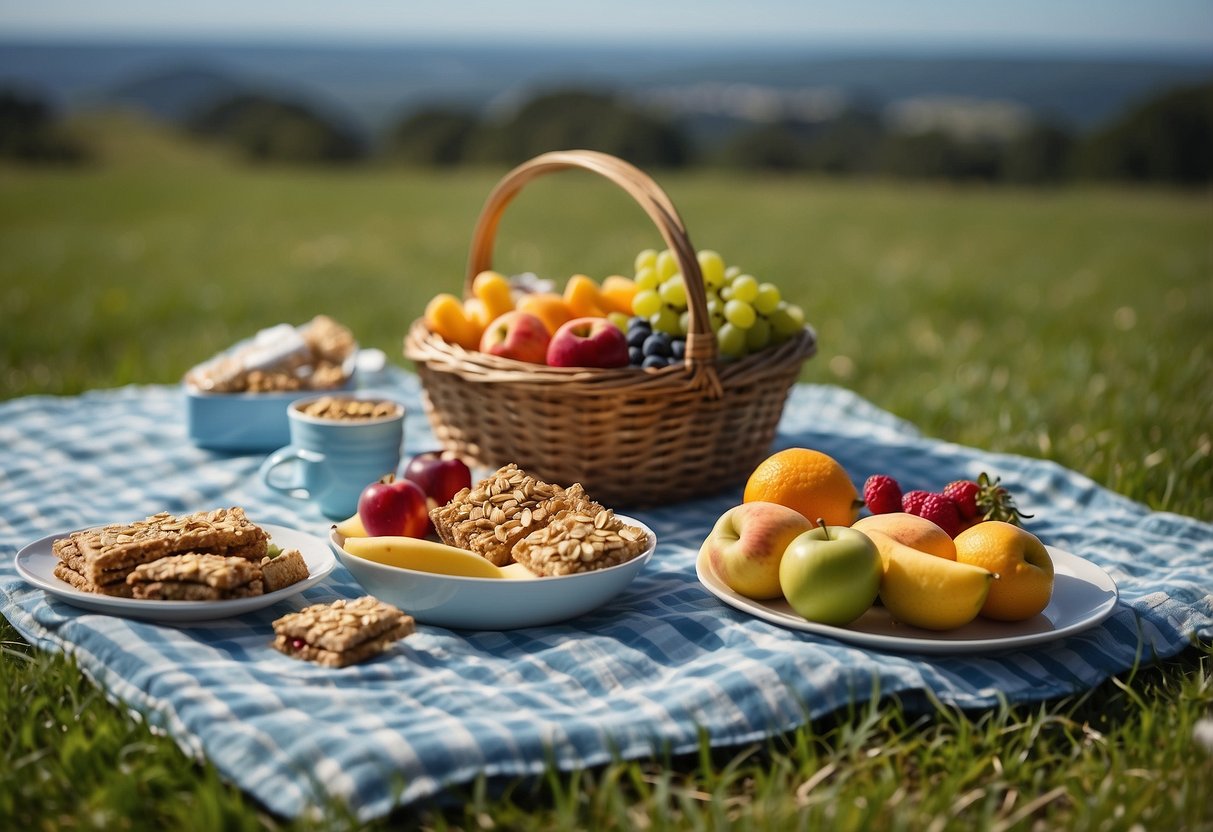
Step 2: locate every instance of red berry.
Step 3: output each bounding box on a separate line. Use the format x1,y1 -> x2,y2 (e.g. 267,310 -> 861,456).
902,490 -> 932,515
943,480 -> 980,520
917,493 -> 963,537
863,475 -> 903,515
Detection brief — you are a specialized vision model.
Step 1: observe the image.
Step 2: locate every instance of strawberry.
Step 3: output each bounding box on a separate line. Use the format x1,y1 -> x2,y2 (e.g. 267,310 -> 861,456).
902,490 -> 932,516
863,475 -> 903,515
943,479 -> 980,520
916,493 -> 963,537
974,472 -> 1034,525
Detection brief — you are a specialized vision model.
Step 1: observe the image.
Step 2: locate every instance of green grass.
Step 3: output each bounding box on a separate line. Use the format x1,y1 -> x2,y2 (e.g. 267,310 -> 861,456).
2,155 -> 1211,829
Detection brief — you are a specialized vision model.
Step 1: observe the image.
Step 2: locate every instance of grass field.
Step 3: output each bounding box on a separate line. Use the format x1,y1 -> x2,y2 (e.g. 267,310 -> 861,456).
1,153 -> 1211,829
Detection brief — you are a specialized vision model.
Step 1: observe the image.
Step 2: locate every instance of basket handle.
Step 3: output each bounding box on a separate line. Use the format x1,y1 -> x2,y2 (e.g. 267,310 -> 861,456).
466,150 -> 721,391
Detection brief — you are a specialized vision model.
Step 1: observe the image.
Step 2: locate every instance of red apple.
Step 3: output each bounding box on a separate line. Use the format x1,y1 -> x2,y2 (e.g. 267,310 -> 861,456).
402,451 -> 472,506
546,317 -> 629,368
357,475 -> 430,538
480,311 -> 550,363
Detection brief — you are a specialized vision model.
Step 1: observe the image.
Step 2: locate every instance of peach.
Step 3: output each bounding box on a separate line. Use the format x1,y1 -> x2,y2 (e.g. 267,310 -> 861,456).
699,501 -> 815,600
853,512 -> 957,560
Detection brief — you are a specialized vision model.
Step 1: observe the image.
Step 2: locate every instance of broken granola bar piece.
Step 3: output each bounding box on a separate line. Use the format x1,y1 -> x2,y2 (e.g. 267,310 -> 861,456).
126,553 -> 264,600
53,561 -> 134,597
271,596 -> 414,667
260,548 -> 309,592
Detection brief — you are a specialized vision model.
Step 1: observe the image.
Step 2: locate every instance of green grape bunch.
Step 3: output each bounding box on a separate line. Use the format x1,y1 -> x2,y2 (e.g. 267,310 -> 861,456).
630,248 -> 805,360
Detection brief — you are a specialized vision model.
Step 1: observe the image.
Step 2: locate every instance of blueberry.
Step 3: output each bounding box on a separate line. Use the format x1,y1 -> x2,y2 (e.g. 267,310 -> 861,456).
641,355 -> 668,370
626,328 -> 649,349
628,346 -> 644,365
642,332 -> 672,358
670,339 -> 686,360
628,316 -> 651,333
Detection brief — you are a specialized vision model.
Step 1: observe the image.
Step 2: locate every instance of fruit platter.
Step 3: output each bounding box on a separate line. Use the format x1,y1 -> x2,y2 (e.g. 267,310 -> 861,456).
696,449 -> 1119,653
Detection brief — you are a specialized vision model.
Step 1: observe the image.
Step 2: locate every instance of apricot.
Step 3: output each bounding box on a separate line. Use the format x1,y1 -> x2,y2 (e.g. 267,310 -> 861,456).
472,270 -> 514,322
600,275 -> 639,316
424,294 -> 481,350
564,274 -> 609,318
517,292 -> 574,335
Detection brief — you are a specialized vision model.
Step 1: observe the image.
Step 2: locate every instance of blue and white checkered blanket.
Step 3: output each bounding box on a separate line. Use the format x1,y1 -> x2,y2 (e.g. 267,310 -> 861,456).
2,371 -> 1210,820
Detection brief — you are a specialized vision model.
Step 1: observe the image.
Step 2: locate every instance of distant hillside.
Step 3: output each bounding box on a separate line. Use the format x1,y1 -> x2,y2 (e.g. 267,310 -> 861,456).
1,39 -> 1210,135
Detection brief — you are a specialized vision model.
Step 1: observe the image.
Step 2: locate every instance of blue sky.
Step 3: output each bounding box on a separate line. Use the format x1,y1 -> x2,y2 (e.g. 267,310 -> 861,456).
2,0 -> 1211,52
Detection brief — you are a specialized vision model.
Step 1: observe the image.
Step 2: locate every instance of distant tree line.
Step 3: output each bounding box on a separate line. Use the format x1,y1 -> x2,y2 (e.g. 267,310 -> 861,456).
2,81 -> 1209,186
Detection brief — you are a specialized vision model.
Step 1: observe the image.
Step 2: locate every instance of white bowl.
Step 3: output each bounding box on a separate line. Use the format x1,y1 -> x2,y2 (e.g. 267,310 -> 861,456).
328,516 -> 655,630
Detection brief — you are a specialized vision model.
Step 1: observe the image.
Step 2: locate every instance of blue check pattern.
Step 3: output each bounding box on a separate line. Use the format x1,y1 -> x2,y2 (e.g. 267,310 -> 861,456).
1,370 -> 1210,820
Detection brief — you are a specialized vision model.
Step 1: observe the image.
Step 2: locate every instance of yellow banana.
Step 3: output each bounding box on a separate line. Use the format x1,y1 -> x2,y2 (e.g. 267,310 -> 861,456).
342,536 -> 505,579
874,531 -> 995,630
333,512 -> 368,539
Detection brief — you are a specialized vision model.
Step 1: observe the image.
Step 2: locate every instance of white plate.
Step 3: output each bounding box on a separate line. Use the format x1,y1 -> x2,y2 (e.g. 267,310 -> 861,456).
330,516 -> 655,630
15,523 -> 336,622
696,546 -> 1118,654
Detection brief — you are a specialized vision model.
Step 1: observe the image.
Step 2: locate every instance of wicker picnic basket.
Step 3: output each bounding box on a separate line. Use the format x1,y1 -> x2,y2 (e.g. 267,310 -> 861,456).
404,150 -> 817,506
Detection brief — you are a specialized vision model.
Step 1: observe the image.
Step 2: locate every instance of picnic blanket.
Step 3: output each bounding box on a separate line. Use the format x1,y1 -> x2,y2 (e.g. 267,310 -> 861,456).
1,369 -> 1210,821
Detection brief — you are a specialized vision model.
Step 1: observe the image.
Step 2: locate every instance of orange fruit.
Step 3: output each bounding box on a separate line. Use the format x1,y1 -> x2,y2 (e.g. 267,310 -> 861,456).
743,448 -> 860,527
954,521 -> 1054,621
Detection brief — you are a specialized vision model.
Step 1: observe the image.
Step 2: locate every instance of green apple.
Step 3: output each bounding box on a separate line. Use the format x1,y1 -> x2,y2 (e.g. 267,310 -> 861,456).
779,520 -> 881,625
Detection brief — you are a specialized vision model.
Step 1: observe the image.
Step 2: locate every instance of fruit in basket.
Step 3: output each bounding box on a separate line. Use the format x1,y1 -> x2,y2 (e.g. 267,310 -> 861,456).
547,317 -> 630,368
402,451 -> 472,506
424,294 -> 482,351
627,246 -> 807,362
744,448 -> 862,527
472,271 -> 515,323
878,538 -> 995,630
601,275 -> 639,315
357,475 -> 430,538
852,513 -> 956,560
564,274 -> 610,318
954,521 -> 1054,621
480,311 -> 551,364
516,292 -> 574,336
779,520 -> 881,625
700,502 -> 815,600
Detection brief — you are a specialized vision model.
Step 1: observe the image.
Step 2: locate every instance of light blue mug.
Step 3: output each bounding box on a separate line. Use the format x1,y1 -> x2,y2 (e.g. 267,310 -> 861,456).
259,395 -> 404,519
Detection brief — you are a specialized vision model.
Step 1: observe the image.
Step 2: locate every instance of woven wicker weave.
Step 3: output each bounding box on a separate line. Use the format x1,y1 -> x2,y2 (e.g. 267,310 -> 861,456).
404,150 -> 816,506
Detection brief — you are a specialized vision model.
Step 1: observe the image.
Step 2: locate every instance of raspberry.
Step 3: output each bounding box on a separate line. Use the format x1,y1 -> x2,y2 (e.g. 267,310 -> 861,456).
863,475 -> 903,515
943,480 -> 980,520
902,490 -> 932,515
917,493 -> 962,537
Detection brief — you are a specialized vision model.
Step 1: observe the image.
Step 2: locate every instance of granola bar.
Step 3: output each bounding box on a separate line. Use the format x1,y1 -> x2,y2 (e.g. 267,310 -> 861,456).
511,507 -> 651,576
271,596 -> 414,667
53,562 -> 134,597
126,553 -> 264,600
56,508 -> 268,587
429,464 -> 579,567
260,549 -> 309,592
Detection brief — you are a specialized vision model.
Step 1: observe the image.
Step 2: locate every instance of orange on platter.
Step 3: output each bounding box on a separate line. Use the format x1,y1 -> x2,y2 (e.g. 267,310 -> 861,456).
743,447 -> 861,527
954,521 -> 1054,621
